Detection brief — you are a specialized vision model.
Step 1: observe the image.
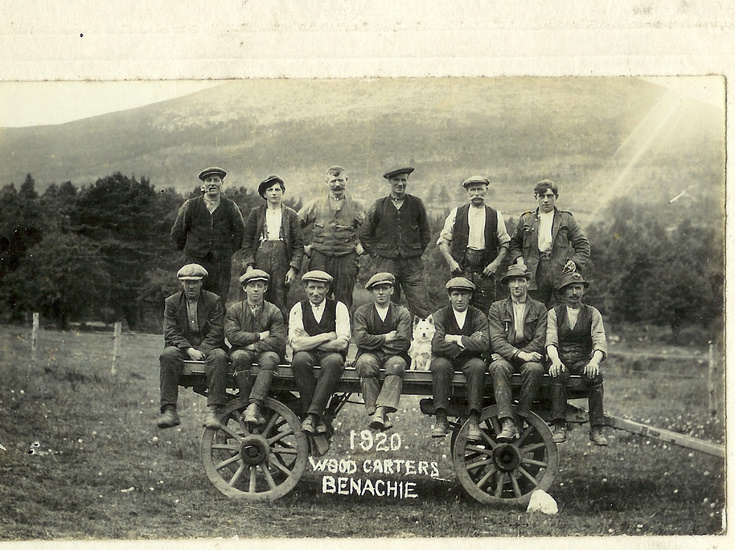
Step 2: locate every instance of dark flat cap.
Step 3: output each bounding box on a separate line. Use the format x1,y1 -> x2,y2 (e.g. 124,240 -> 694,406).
462,175 -> 490,188
445,277 -> 475,292
365,272 -> 396,290
239,269 -> 270,285
177,263 -> 208,280
198,167 -> 227,181
383,166 -> 415,179
500,264 -> 532,285
302,270 -> 333,284
258,174 -> 285,198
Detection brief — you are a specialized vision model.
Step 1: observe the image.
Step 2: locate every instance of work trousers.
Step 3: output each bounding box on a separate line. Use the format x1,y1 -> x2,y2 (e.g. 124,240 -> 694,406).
292,350 -> 345,418
456,249 -> 496,316
184,252 -> 232,306
254,240 -> 291,321
308,250 -> 359,310
529,256 -> 555,309
488,358 -> 544,420
374,255 -> 431,319
159,346 -> 229,411
550,359 -> 605,427
230,349 -> 280,406
430,356 -> 486,415
355,352 -> 407,414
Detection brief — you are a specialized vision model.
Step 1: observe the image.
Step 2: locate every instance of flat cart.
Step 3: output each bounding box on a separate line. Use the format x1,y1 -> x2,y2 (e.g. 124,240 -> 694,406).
180,361 -> 724,505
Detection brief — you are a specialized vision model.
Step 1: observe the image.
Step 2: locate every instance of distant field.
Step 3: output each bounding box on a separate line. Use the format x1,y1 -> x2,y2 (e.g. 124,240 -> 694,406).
0,326 -> 725,539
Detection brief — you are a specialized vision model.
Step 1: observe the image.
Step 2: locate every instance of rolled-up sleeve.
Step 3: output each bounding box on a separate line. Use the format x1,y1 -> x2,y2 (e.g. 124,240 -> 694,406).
496,210 -> 511,250
545,309 -> 559,350
590,307 -> 608,359
436,208 -> 458,246
335,301 -> 351,341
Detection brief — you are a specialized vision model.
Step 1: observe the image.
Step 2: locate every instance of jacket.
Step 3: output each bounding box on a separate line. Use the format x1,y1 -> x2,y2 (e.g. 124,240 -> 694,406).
163,290 -> 225,352
170,195 -> 245,258
299,194 -> 365,256
487,296 -> 547,360
241,204 -> 305,271
431,305 -> 489,362
353,302 -> 412,359
361,194 -> 431,259
225,300 -> 287,359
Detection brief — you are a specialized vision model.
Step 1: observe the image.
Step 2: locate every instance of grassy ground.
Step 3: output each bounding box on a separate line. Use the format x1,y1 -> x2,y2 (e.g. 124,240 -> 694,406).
0,326 -> 726,540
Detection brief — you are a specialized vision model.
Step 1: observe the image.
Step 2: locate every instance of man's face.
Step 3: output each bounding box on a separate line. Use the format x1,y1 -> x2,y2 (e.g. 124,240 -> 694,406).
305,281 -> 329,305
562,283 -> 586,308
244,281 -> 267,304
536,188 -> 557,213
370,283 -> 394,306
265,183 -> 284,205
203,175 -> 223,197
507,277 -> 529,301
466,184 -> 487,207
181,279 -> 203,301
389,174 -> 409,198
449,290 -> 472,312
327,174 -> 348,197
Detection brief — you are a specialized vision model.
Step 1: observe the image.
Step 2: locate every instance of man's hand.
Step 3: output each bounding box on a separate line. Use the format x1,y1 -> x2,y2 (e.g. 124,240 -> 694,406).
355,243 -> 365,256
245,265 -> 255,274
186,347 -> 205,361
482,259 -> 502,277
259,331 -> 270,341
244,344 -> 256,351
383,330 -> 398,343
470,330 -> 484,340
548,359 -> 566,377
562,260 -> 577,274
285,267 -> 298,285
448,259 -> 462,276
584,361 -> 600,378
518,350 -> 543,363
490,352 -> 502,363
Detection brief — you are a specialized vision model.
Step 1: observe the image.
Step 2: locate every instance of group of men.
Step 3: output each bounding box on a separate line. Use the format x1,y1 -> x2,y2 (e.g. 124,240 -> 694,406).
159,164 -> 607,446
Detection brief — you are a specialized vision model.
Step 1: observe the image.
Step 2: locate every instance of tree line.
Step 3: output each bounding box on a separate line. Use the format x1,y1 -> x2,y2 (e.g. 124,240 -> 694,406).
0,173 -> 723,343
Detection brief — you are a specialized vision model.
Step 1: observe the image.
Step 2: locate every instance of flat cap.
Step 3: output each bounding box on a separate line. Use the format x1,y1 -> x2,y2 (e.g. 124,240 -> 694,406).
445,277 -> 475,292
258,174 -> 285,198
462,175 -> 490,188
239,269 -> 270,285
177,263 -> 208,280
383,166 -> 414,179
500,264 -> 532,285
302,270 -> 333,284
364,272 -> 396,290
198,167 -> 226,181
556,271 -> 589,292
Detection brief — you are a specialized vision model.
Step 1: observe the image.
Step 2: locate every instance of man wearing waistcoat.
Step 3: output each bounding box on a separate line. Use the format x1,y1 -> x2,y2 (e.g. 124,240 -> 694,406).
225,269 -> 287,427
158,264 -> 229,429
353,272 -> 412,431
360,166 -> 432,319
298,166 -> 366,309
438,175 -> 511,314
546,272 -> 608,446
241,174 -> 305,321
430,277 -> 490,441
487,265 -> 546,442
171,167 -> 245,305
288,270 -> 350,435
509,179 -> 590,308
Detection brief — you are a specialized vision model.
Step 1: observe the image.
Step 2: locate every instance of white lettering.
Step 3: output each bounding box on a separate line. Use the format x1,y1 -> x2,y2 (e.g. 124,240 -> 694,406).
405,482 -> 418,498
405,460 -> 416,475
322,476 -> 336,493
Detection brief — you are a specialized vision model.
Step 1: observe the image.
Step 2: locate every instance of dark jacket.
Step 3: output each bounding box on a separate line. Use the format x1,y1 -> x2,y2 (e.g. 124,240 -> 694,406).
353,302 -> 412,360
225,300 -> 287,359
170,195 -> 245,258
241,204 -> 305,271
299,194 -> 365,257
488,296 -> 547,360
163,290 -> 225,352
361,194 -> 431,259
509,207 -> 590,290
431,305 -> 489,362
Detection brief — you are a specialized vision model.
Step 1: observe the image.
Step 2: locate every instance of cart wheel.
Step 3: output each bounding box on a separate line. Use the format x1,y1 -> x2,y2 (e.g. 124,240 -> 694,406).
452,406 -> 558,505
201,397 -> 309,501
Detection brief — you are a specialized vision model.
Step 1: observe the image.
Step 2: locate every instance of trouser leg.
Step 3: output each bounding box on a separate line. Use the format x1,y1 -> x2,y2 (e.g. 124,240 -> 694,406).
331,252 -> 359,310
550,369 -> 571,423
356,353 -> 381,415
400,256 -> 431,319
292,351 -> 318,417
159,346 -> 186,411
488,359 -> 513,420
530,258 -> 555,308
517,361 -> 544,418
462,357 -> 487,415
585,372 -> 605,427
204,348 -> 229,407
230,349 -> 256,399
256,241 -> 290,321
376,356 -> 406,413
307,353 -> 345,418
249,351 -> 280,405
430,357 -> 454,412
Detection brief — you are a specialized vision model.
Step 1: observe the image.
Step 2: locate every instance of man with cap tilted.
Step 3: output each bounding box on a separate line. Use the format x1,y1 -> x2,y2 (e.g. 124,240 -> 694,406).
546,271 -> 608,446
158,264 -> 229,429
429,277 -> 490,440
289,270 -> 350,435
487,265 -> 547,442
225,269 -> 287,426
298,166 -> 366,309
353,272 -> 412,430
241,174 -> 304,321
437,175 -> 511,314
360,166 -> 432,319
171,167 -> 245,305
509,179 -> 590,308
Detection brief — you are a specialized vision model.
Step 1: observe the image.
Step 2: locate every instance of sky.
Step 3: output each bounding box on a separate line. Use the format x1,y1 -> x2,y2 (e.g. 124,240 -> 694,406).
0,77 -> 724,129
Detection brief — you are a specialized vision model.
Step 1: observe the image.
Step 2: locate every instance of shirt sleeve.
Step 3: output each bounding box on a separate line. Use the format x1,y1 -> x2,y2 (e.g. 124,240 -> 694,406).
287,303 -> 305,346
335,301 -> 351,341
545,308 -> 559,350
496,209 -> 511,250
436,208 -> 458,246
590,307 -> 608,359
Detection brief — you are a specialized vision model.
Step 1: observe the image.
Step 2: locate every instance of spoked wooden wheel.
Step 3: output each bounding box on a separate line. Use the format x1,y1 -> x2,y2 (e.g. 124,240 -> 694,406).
452,406 -> 558,505
201,397 -> 308,501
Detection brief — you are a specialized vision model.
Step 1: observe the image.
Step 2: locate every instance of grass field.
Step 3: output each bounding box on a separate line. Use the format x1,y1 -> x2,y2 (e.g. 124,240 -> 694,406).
0,326 -> 726,540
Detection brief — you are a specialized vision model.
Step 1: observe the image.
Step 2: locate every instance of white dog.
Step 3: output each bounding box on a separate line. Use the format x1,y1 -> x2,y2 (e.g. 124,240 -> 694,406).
408,315 -> 435,371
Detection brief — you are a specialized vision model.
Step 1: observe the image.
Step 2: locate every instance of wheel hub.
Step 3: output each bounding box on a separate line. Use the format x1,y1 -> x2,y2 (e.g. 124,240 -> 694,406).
239,434 -> 270,466
493,443 -> 521,472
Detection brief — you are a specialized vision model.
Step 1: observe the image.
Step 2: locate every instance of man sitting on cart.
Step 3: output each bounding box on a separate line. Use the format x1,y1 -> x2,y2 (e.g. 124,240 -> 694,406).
288,270 -> 351,435
487,264 -> 547,442
158,264 -> 229,429
546,271 -> 608,446
353,272 -> 412,431
225,269 -> 287,427
429,277 -> 490,441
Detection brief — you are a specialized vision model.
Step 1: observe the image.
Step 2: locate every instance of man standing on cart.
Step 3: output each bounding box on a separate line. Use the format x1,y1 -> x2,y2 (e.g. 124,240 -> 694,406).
288,270 -> 351,435
225,269 -> 287,427
353,272 -> 412,431
429,277 -> 489,441
487,265 -> 547,442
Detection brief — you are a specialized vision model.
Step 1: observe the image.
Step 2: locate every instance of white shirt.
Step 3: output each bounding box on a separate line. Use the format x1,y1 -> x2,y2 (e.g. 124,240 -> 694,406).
203,195 -> 220,214
288,299 -> 351,345
453,309 -> 468,330
512,301 -> 527,336
375,303 -> 390,322
537,210 -> 554,253
437,205 -> 511,250
265,207 -> 282,241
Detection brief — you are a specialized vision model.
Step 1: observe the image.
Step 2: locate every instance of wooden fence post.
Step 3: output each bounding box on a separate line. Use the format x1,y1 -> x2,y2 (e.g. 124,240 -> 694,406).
707,341 -> 717,416
111,322 -> 122,375
31,312 -> 39,368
